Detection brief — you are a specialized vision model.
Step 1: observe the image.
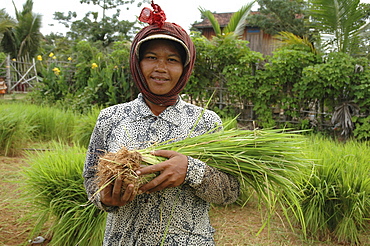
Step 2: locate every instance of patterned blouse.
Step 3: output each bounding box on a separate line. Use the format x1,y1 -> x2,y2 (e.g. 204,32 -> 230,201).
83,94 -> 240,246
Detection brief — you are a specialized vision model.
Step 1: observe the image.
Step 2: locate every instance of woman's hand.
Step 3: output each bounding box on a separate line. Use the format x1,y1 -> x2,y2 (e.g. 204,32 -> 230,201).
136,150 -> 188,194
100,175 -> 137,207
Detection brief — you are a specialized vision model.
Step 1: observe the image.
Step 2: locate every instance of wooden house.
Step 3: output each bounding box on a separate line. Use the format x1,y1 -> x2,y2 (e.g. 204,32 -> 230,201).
192,12 -> 277,56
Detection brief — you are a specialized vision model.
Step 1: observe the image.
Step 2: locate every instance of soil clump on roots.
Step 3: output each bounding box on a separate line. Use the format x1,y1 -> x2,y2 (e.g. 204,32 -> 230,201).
96,147 -> 147,194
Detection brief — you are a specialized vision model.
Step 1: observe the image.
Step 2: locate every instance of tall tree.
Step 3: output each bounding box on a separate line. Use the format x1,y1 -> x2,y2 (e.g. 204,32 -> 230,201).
198,1 -> 256,37
247,0 -> 310,38
0,0 -> 42,59
308,0 -> 370,54
54,0 -> 148,46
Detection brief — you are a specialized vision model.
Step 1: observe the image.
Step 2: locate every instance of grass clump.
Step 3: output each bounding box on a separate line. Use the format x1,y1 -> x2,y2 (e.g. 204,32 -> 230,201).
19,142 -> 106,246
0,106 -> 34,156
300,136 -> 370,244
72,106 -> 100,148
0,103 -> 77,155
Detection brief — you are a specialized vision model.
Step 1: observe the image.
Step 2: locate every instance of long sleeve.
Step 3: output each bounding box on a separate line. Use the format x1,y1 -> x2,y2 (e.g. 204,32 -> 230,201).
185,156 -> 240,205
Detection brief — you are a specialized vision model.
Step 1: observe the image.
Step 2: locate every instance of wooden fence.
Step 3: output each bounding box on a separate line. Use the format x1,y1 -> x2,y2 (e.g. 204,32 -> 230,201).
0,55 -> 38,93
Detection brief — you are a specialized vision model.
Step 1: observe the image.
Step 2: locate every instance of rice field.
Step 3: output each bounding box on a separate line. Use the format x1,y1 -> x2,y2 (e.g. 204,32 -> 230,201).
0,102 -> 369,245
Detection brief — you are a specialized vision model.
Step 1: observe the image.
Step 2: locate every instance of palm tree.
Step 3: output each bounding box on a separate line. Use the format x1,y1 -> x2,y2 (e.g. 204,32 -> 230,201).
1,0 -> 42,59
276,31 -> 318,54
0,9 -> 16,33
0,9 -> 16,52
198,1 -> 256,37
308,0 -> 370,54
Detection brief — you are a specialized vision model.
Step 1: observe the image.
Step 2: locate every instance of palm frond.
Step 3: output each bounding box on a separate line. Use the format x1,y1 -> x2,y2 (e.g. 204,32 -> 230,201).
198,7 -> 221,36
276,31 -> 317,54
331,102 -> 359,137
224,1 -> 255,36
309,0 -> 365,52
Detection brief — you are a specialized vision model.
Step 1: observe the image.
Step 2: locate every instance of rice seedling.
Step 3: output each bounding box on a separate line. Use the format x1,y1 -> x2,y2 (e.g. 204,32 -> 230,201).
0,102 -> 77,144
300,135 -> 370,244
0,107 -> 35,156
72,106 -> 101,148
97,125 -> 311,234
19,142 -> 106,246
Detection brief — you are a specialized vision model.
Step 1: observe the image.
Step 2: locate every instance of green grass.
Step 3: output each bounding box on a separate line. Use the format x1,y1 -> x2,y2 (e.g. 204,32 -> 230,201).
0,102 -> 78,155
19,142 -> 106,246
0,108 -> 34,156
300,135 -> 370,244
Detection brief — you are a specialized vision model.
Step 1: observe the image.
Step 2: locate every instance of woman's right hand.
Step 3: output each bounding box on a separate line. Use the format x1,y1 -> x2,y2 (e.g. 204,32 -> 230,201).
100,176 -> 137,207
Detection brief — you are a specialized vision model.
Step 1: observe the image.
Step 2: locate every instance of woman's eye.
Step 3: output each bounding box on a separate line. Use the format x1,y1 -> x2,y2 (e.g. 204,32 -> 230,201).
145,56 -> 156,60
168,58 -> 180,62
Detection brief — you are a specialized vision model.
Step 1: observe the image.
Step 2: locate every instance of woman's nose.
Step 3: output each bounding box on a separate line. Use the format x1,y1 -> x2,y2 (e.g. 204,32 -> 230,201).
154,59 -> 167,71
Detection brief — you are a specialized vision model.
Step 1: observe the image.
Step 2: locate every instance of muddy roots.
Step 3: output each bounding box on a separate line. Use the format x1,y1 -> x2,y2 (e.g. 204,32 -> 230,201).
96,147 -> 148,194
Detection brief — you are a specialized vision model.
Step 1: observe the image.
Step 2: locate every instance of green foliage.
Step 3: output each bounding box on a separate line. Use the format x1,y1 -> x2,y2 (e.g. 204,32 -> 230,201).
253,45 -> 320,127
32,40 -> 135,113
199,1 -> 256,36
0,0 -> 42,58
299,52 -> 367,110
308,0 -> 370,54
53,0 -> 140,46
352,115 -> 370,140
248,0 -> 309,37
20,142 -> 106,245
0,8 -> 16,33
300,135 -> 370,244
187,32 -> 263,119
35,59 -> 69,102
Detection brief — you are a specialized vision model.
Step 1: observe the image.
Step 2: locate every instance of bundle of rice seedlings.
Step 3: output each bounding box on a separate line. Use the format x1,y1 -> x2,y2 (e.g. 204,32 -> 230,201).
20,142 -> 106,246
301,135 -> 370,244
97,125 -> 310,233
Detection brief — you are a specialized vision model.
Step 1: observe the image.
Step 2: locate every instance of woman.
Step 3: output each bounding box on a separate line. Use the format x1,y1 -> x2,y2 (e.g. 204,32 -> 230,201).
83,2 -> 240,245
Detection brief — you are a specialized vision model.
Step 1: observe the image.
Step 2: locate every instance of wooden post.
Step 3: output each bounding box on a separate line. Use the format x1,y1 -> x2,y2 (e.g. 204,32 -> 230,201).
6,55 -> 11,93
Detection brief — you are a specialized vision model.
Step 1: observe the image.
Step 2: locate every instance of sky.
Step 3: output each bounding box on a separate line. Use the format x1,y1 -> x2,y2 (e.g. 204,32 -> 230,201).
4,0 -> 370,35
4,0 -> 258,35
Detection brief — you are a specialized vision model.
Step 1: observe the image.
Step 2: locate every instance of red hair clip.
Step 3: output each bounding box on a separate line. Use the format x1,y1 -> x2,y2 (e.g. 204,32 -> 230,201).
138,1 -> 166,28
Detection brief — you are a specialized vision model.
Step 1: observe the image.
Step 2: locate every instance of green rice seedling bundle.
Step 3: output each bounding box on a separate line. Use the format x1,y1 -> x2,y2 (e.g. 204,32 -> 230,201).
20,142 -> 106,246
301,136 -> 370,244
97,126 -> 310,230
0,105 -> 35,156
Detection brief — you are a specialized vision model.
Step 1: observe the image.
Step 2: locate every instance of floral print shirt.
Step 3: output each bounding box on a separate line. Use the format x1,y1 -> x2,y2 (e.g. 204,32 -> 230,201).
83,94 -> 240,246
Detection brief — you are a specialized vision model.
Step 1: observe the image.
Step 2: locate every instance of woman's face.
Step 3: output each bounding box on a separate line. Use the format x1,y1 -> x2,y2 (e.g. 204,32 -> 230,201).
139,39 -> 184,95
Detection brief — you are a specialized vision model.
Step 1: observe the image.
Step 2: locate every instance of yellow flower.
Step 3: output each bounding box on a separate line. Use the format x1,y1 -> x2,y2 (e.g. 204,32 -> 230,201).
114,65 -> 118,69
49,52 -> 54,57
91,63 -> 98,69
37,55 -> 42,61
52,56 -> 57,60
68,57 -> 72,61
52,67 -> 61,75
12,58 -> 16,61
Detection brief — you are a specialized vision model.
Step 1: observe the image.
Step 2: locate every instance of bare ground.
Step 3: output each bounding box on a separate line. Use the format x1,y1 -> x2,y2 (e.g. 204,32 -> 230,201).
1,156 -> 369,246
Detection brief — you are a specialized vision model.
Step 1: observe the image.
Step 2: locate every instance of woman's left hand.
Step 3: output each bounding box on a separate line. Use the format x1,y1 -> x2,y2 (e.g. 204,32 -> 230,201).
136,150 -> 188,194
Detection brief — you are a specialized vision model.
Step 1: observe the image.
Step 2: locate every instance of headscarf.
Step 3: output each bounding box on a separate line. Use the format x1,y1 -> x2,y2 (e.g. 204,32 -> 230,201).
130,1 -> 196,107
